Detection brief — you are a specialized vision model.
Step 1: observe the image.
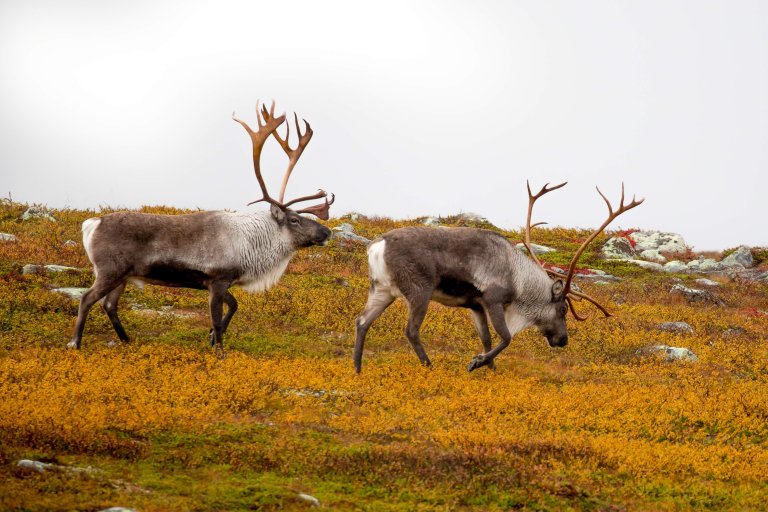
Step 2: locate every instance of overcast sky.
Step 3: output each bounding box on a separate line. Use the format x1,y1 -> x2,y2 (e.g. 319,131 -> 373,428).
1,1 -> 766,250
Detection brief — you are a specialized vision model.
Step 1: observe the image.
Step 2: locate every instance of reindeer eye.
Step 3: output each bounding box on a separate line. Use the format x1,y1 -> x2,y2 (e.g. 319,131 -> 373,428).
560,304 -> 568,316
290,218 -> 300,225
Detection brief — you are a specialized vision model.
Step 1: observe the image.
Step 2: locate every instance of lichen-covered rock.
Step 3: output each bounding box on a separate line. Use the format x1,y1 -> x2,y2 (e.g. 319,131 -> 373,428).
333,223 -> 355,234
515,242 -> 556,255
52,287 -> 88,300
669,284 -> 724,305
422,216 -> 440,227
657,321 -> 694,334
663,261 -> 689,273
632,231 -> 687,254
22,206 -> 56,222
639,249 -> 667,263
457,212 -> 488,223
602,236 -> 635,260
297,493 -> 320,507
687,258 -> 723,272
721,246 -> 753,269
695,278 -> 720,287
626,260 -> 665,272
23,264 -> 81,275
637,345 -> 698,362
0,232 -> 17,242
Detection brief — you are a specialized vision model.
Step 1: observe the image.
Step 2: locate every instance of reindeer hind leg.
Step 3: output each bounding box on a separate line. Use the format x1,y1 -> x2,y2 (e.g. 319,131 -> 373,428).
102,281 -> 129,343
354,283 -> 396,373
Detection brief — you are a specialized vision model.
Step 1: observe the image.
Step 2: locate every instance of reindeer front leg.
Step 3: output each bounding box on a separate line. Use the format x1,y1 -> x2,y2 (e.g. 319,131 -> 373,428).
208,281 -> 231,356
467,302 -> 513,372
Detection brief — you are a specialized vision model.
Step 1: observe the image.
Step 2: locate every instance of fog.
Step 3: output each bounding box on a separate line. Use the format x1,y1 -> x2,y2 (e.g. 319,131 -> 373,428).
1,1 -> 766,250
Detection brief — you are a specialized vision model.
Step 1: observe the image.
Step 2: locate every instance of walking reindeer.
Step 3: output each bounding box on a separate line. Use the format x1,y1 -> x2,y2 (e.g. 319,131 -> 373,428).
354,182 -> 643,373
69,101 -> 334,352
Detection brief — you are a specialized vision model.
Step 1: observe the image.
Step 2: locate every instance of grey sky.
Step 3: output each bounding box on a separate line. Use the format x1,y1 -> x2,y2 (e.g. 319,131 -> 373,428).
1,1 -> 766,250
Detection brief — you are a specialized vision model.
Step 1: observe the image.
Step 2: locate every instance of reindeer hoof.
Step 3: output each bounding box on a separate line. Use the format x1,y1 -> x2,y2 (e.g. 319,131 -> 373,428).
66,340 -> 79,350
467,354 -> 486,372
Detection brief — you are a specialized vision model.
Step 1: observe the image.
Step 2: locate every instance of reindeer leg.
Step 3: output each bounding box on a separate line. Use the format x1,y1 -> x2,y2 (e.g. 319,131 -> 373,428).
68,275 -> 126,349
208,282 -> 230,356
469,306 -> 495,371
354,283 -> 396,373
403,291 -> 433,368
467,302 -> 512,372
209,291 -> 238,347
101,281 -> 129,343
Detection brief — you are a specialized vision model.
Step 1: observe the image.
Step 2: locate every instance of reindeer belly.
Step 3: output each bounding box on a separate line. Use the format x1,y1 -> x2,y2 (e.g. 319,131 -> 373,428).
132,264 -> 239,290
432,277 -> 481,308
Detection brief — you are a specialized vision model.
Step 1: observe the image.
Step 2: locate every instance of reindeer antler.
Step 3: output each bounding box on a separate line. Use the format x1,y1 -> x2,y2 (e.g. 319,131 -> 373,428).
524,180 -> 567,269
232,100 -> 286,209
259,105 -> 335,220
562,184 -> 644,303
233,100 -> 334,220
524,180 -> 643,321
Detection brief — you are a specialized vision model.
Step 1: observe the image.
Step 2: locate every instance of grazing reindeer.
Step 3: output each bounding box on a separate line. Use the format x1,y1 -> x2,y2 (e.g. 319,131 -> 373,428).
68,101 -> 334,351
354,182 -> 642,373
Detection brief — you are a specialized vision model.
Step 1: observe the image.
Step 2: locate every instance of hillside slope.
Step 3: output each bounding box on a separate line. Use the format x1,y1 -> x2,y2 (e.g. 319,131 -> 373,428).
1,202 -> 767,511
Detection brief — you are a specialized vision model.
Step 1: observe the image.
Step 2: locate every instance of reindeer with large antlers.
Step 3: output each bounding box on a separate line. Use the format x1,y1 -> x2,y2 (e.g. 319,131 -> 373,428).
353,182 -> 642,373
68,101 -> 333,352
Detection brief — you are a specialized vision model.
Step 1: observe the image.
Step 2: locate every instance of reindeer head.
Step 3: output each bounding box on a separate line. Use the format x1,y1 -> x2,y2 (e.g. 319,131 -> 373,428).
523,181 -> 644,345
233,100 -> 333,247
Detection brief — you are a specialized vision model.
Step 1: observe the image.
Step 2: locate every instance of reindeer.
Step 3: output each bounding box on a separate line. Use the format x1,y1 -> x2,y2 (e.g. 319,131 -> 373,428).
68,101 -> 334,352
353,182 -> 643,373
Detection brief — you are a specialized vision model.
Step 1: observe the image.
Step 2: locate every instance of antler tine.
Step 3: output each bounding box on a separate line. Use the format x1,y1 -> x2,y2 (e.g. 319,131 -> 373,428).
234,100 -> 286,207
294,193 -> 336,221
524,180 -> 567,268
566,296 -> 589,321
260,106 -> 314,203
563,183 -> 644,294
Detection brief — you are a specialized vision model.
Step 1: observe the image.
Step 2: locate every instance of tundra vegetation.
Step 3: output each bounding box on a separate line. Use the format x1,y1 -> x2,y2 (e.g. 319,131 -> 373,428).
1,200 -> 767,511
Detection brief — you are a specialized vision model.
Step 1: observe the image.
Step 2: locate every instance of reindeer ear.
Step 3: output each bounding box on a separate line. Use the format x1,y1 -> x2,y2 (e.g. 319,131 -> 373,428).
270,204 -> 286,224
551,279 -> 564,301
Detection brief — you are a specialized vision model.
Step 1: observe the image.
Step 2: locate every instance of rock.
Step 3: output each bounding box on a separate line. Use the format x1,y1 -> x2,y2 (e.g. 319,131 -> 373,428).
52,287 -> 88,300
639,249 -> 667,263
333,231 -> 371,246
45,264 -> 80,273
63,239 -> 78,247
333,223 -> 356,234
422,216 -> 440,227
457,212 -> 487,223
549,266 -> 566,275
297,493 -> 320,507
21,206 -> 56,222
16,459 -> 99,475
657,321 -> 694,334
331,223 -> 370,245
17,459 -> 50,473
626,260 -> 664,272
637,345 -> 698,362
695,278 -> 720,287
663,260 -> 689,273
602,236 -> 635,260
22,264 -> 43,275
721,246 -> 754,268
0,232 -> 17,242
669,284 -> 725,306
722,327 -> 746,338
688,258 -> 723,272
632,231 -> 687,254
516,242 -> 556,255
346,212 -> 364,222
23,264 -> 81,275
